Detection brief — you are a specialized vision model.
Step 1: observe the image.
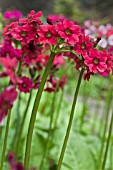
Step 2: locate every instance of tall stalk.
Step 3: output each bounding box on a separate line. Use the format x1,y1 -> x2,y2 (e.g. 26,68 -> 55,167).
57,68 -> 84,170
10,92 -> 21,150
16,90 -> 33,156
0,126 -> 3,139
110,142 -> 113,170
98,88 -> 112,169
102,109 -> 113,170
39,92 -> 56,170
24,51 -> 56,168
0,109 -> 12,170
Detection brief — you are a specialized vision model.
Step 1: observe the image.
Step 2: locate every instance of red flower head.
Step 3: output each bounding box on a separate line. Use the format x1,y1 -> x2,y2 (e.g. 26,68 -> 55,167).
3,22 -> 18,36
84,69 -> 94,81
0,86 -> 18,123
83,49 -> 107,73
74,34 -> 94,57
37,25 -> 58,45
47,14 -> 66,25
23,40 -> 43,64
99,51 -> 113,76
27,10 -> 42,24
0,36 -> 22,60
18,76 -> 33,93
3,10 -> 43,47
45,74 -> 66,92
53,54 -> 65,69
0,56 -> 20,84
56,19 -> 81,45
11,24 -> 36,45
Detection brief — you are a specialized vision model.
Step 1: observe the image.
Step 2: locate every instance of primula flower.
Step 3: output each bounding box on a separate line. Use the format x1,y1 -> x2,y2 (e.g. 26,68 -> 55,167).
99,51 -> 113,76
27,10 -> 42,24
3,11 -> 42,46
3,22 -> 18,36
53,54 -> 65,69
19,10 -> 42,25
56,19 -> 81,44
23,40 -> 43,63
32,54 -> 48,67
0,36 -> 22,60
4,10 -> 22,20
18,76 -> 33,93
45,75 -> 66,92
84,69 -> 94,81
47,14 -> 65,25
84,49 -> 107,73
74,34 -> 94,57
0,56 -> 20,84
37,25 -> 58,45
0,86 -> 18,123
11,24 -> 36,45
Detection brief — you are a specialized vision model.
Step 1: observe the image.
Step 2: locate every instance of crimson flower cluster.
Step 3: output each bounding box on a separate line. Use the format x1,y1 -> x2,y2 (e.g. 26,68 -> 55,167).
0,10 -> 113,123
64,33 -> 113,80
1,10 -> 66,93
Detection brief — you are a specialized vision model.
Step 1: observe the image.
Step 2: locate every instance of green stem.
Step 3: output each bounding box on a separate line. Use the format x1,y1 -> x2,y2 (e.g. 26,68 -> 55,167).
16,90 -> 33,156
57,68 -> 84,170
15,93 -> 21,135
53,61 -> 72,129
39,92 -> 56,170
102,110 -> 113,170
110,142 -> 112,170
10,92 -> 21,151
24,52 -> 56,168
54,89 -> 64,129
98,89 -> 112,169
17,54 -> 24,76
40,60 -> 69,170
0,126 -> 3,139
57,50 -> 80,59
0,109 -> 12,170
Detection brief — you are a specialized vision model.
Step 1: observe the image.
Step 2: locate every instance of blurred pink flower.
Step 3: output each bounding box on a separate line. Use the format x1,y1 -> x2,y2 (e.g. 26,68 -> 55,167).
4,10 -> 22,20
98,38 -> 108,48
0,86 -> 18,123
